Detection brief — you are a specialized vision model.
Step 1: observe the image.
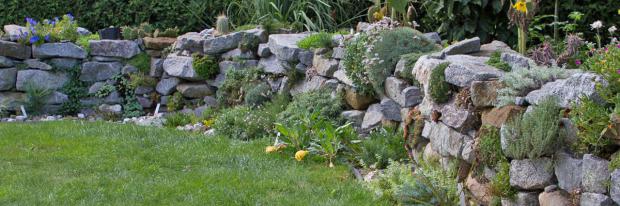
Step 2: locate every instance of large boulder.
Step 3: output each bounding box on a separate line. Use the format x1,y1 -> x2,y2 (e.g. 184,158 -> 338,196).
80,62 -> 122,82
16,70 -> 68,91
268,33 -> 310,62
175,32 -> 205,53
441,37 -> 480,55
510,158 -> 554,190
581,193 -> 614,206
0,68 -> 17,91
176,83 -> 215,98
89,40 -> 141,59
156,78 -> 181,95
611,169 -> 620,205
427,121 -> 472,158
33,42 -> 87,59
0,40 -> 31,59
582,154 -> 610,194
258,55 -> 289,74
525,72 -> 606,108
345,87 -> 376,110
162,54 -> 202,80
444,55 -> 504,88
203,32 -> 245,55
554,152 -> 583,192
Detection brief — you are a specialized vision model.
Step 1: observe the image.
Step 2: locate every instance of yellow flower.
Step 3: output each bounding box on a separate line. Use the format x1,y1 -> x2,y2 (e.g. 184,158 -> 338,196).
513,0 -> 527,14
265,146 -> 277,153
295,150 -> 309,161
373,11 -> 384,21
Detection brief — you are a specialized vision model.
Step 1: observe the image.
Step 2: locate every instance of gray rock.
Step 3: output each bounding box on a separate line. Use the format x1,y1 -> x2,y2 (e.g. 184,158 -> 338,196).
257,43 -> 271,57
461,139 -> 475,163
160,96 -> 169,105
16,70 -> 68,91
333,69 -> 353,86
501,52 -> 530,70
245,28 -> 268,43
219,60 -> 259,72
402,86 -> 423,107
80,62 -> 122,82
582,154 -> 610,194
0,92 -> 25,108
3,25 -> 25,41
77,27 -> 91,36
137,96 -> 153,108
442,37 -> 480,55
298,51 -> 314,67
48,58 -> 79,70
203,32 -> 245,55
203,96 -> 218,108
207,74 -> 226,88
510,158 -> 554,190
361,103 -> 383,131
0,56 -> 14,68
44,91 -> 69,105
89,40 -> 141,59
345,86 -> 376,110
0,40 -> 31,59
150,58 -> 164,77
611,169 -> 620,205
444,55 -> 503,88
380,98 -> 401,121
104,91 -> 122,104
581,193 -> 614,206
439,101 -> 478,132
341,110 -> 365,127
332,47 -> 345,60
423,32 -> 442,44
289,75 -> 328,95
175,32 -> 205,53
33,42 -> 87,59
268,33 -> 310,62
24,59 -> 52,70
135,86 -> 154,95
554,152 -> 583,192
470,80 -> 501,108
0,68 -> 17,91
477,41 -> 517,57
176,83 -> 215,98
258,55 -> 289,74
221,48 -> 256,60
313,54 -> 338,77
88,82 -> 107,94
427,121 -> 471,158
525,73 -> 606,108
385,77 -> 408,104
98,104 -> 122,114
394,58 -> 408,79
162,54 -> 202,80
156,78 -> 181,95
501,192 -> 540,206
121,65 -> 139,74
92,56 -> 122,62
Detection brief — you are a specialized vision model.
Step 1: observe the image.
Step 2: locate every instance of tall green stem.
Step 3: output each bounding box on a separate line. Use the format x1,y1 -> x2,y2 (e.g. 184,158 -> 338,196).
518,27 -> 527,54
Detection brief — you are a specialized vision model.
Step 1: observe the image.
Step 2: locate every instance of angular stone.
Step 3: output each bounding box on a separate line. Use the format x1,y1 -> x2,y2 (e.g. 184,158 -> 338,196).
476,41 -> 517,57
423,143 -> 440,162
221,48 -> 256,60
143,37 -> 176,50
554,152 -> 583,192
88,82 -> 106,94
77,27 -> 91,36
333,69 -> 354,87
104,91 -> 122,104
203,32 -> 245,55
471,80 -> 502,108
245,28 -> 268,43
526,73 -> 606,108
3,25 -> 26,41
439,101 -> 479,132
135,86 -> 154,95
24,59 -> 52,70
150,58 -> 164,77
257,43 -> 271,57
176,83 -> 215,98
16,70 -> 68,91
313,54 -> 338,77
0,68 -> 17,91
137,96 -> 153,108
90,40 -> 141,59
442,37 -> 480,55
394,58 -> 408,79
502,52 -> 530,70
80,62 -> 122,82
501,192 -> 540,206
610,169 -> 620,205
341,110 -> 365,127
48,58 -> 79,70
345,87 -> 376,110
175,32 -> 205,53
121,65 -> 138,75
412,55 -> 449,98
33,42 -> 87,59
0,92 -> 25,108
92,56 -> 122,62
380,98 -> 401,121
332,47 -> 345,60
162,54 -> 201,80
423,32 -> 442,44
581,193 -> 614,206
219,60 -> 259,73
290,75 -> 328,96
0,56 -> 14,68
156,78 -> 181,95
258,55 -> 288,74
385,77 -> 408,104
268,33 -> 310,62
427,121 -> 471,158
510,158 -> 554,190
444,55 -> 503,88
44,91 -> 69,105
401,86 -> 423,107
98,104 -> 122,114
361,103 -> 383,131
481,106 -> 524,128
465,174 -> 493,205
0,40 -> 31,59
298,51 -> 314,67
582,154 -> 610,194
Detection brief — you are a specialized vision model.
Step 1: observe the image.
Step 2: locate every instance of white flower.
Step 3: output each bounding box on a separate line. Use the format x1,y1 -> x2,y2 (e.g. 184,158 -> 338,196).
609,26 -> 617,34
591,21 -> 603,30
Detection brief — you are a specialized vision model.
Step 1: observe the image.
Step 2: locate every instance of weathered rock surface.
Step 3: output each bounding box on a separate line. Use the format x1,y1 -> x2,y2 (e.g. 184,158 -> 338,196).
0,56 -> 14,68
3,25 -> 25,41
509,158 -> 554,190
0,68 -> 17,91
99,104 -> 122,114
538,187 -> 571,206
90,40 -> 140,59
610,169 -> 620,205
268,33 -> 309,62
582,154 -> 610,194
423,32 -> 442,44
257,43 -> 271,57
361,103 -> 383,131
501,52 -> 530,70
258,55 -> 289,74
175,32 -> 205,53
143,37 -> 176,50
289,75 -> 328,95
313,54 -> 338,77
33,42 -> 87,59
44,91 -> 69,105
24,59 -> 52,70
176,83 -> 215,98
16,70 -> 68,91
526,72 -> 606,108
554,152 -> 583,192
481,106 -> 524,128
345,87 -> 376,110
401,86 -> 423,107
380,98 -> 401,121
427,121 -> 471,158
439,101 -> 479,132
442,37 -> 480,55
444,55 -> 503,88
80,62 -> 122,82
0,40 -> 31,59
162,54 -> 201,80
341,110 -> 365,127
581,193 -> 614,206
48,58 -> 79,70
156,78 -> 181,95
0,92 -> 25,108
470,80 -> 501,107
465,174 -> 493,205
203,32 -> 245,55
221,48 -> 256,60
333,69 -> 353,86
501,192 -> 540,206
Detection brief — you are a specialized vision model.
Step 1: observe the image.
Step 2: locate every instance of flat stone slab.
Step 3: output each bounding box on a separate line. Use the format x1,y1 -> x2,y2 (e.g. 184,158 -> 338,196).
526,72 -> 606,108
0,40 -> 31,59
444,55 -> 503,88
80,62 -> 122,82
268,33 -> 310,62
162,54 -> 202,80
89,40 -> 141,59
16,70 -> 68,91
33,42 -> 87,59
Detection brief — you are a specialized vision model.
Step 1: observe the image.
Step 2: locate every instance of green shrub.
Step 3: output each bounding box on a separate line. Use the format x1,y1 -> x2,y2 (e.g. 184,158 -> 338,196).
121,22 -> 154,40
497,65 -> 569,106
17,14 -> 78,46
486,51 -> 512,72
76,33 -> 99,52
153,27 -> 179,38
234,24 -> 257,32
128,73 -> 157,89
213,106 -> 275,140
610,152 -> 620,171
477,126 -> 507,167
297,32 -> 333,49
192,54 -> 219,80
277,88 -> 344,123
238,34 -> 259,52
503,97 -> 562,159
489,161 -> 517,199
167,92 -> 185,112
400,51 -> 435,84
23,82 -> 52,115
126,53 -> 150,73
60,66 -> 87,115
122,97 -> 144,118
164,112 -> 194,128
244,82 -> 272,107
343,34 -> 374,96
357,127 -> 407,169
429,62 -> 451,104
570,97 -> 613,156
94,84 -> 116,98
216,67 -> 263,106
308,119 -> 357,167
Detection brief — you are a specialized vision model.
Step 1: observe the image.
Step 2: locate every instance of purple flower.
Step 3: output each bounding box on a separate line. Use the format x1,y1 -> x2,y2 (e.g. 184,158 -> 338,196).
25,17 -> 37,25
575,60 -> 582,65
44,34 -> 51,42
617,69 -> 620,75
66,13 -> 74,21
29,36 -> 40,45
617,44 -> 620,49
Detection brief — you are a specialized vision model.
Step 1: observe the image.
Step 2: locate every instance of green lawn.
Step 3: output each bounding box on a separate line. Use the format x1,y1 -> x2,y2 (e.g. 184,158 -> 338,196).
0,121 -> 386,205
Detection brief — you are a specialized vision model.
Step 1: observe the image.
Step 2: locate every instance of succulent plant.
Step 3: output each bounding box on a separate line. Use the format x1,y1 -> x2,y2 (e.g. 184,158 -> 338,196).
216,14 -> 230,36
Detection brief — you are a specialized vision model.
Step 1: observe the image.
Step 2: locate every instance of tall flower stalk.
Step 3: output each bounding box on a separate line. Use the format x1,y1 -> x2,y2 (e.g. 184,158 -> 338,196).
508,0 -> 540,54
591,21 -> 603,48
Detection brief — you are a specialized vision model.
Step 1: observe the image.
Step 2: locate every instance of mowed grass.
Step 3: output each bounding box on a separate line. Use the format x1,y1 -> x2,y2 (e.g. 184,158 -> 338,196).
0,121 -> 387,205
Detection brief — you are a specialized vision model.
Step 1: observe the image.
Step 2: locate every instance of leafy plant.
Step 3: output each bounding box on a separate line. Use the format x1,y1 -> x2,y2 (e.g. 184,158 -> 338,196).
570,97 -> 612,156
216,67 -> 264,106
496,65 -> 568,106
244,82 -> 272,107
192,54 -> 219,80
234,24 -> 258,32
357,127 -> 407,169
76,33 -> 100,52
60,66 -> 87,115
213,105 -> 275,140
121,22 -> 154,40
164,112 -> 194,128
297,32 -> 333,49
429,62 -> 451,104
128,73 -> 157,89
277,88 -> 344,123
94,84 -> 116,98
502,97 -> 562,159
17,14 -> 78,46
486,51 -> 511,72
309,121 -> 355,167
343,33 -> 374,96
23,82 -> 52,115
126,53 -> 151,74
477,126 -> 507,167
610,152 -> 620,171
153,27 -> 180,38
167,92 -> 185,112
489,161 -> 517,199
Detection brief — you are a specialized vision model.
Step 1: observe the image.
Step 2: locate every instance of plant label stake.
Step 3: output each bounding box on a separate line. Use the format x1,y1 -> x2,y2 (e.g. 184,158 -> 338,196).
154,103 -> 161,117
20,105 -> 27,118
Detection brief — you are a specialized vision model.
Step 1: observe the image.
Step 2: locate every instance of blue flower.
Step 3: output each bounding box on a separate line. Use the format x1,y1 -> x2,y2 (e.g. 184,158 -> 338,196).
29,36 -> 40,45
25,17 -> 37,25
30,26 -> 36,35
44,34 -> 51,42
66,13 -> 74,21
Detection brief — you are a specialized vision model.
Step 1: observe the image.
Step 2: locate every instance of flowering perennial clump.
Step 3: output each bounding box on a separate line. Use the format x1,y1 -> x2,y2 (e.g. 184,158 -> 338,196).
18,14 -> 78,46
